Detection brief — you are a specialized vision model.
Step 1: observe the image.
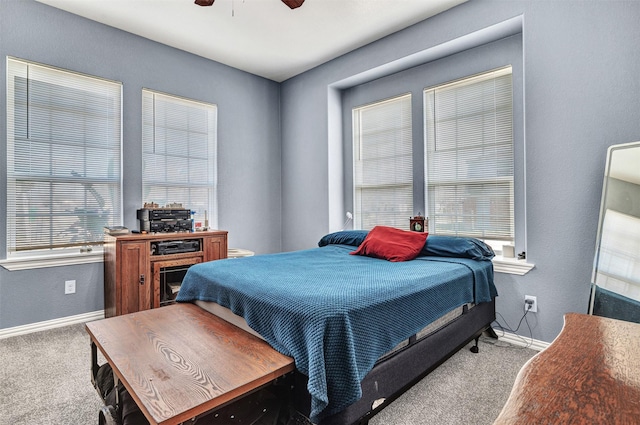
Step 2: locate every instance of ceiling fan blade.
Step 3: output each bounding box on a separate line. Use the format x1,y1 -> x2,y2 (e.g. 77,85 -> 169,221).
194,0 -> 302,9
282,0 -> 304,9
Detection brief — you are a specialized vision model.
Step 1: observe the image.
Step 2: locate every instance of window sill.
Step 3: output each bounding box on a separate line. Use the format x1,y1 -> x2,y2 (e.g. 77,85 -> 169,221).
0,249 -> 532,275
493,255 -> 534,275
0,249 -> 104,271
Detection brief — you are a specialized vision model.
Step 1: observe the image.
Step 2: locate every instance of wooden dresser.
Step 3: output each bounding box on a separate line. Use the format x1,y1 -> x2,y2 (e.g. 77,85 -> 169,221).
103,230 -> 227,317
494,313 -> 640,424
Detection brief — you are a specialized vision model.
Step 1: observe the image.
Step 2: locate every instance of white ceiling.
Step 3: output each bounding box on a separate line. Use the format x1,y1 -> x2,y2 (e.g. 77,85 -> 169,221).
35,0 -> 466,82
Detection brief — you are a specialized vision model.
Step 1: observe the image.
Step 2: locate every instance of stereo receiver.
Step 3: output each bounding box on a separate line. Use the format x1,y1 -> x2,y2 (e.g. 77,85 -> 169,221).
151,239 -> 201,256
137,208 -> 192,233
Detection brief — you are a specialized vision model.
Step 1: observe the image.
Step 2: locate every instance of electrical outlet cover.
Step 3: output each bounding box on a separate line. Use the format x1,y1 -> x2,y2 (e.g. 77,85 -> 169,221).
65,280 -> 76,294
524,295 -> 537,313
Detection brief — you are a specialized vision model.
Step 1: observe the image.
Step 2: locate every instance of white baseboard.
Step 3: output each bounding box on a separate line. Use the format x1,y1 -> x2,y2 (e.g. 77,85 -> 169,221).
498,331 -> 550,351
0,310 -> 105,340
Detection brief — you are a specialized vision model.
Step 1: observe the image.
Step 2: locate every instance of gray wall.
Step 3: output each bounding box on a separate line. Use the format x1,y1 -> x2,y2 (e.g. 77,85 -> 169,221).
0,0 -> 282,328
3,0 -> 640,342
280,0 -> 640,342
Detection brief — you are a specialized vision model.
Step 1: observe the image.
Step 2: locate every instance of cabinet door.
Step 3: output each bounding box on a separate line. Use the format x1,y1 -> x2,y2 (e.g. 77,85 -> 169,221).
119,241 -> 150,315
204,234 -> 228,261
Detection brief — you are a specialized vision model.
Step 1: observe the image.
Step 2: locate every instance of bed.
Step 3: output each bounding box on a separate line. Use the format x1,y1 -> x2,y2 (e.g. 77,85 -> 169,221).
175,227 -> 498,425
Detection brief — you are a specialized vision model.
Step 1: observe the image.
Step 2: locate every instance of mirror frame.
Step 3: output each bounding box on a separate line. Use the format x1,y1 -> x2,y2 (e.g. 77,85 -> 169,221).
589,141 -> 640,321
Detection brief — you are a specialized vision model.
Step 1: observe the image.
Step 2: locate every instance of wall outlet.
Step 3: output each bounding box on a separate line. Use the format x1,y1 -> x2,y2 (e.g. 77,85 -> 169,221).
65,280 -> 76,294
524,295 -> 537,313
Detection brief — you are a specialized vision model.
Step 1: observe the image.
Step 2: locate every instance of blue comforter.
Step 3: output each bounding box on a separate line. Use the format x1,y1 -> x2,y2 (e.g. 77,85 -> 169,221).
176,244 -> 497,422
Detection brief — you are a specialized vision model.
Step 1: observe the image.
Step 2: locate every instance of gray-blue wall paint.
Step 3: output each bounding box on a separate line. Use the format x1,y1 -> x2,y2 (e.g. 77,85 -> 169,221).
0,0 -> 282,328
3,0 -> 640,342
280,0 -> 640,342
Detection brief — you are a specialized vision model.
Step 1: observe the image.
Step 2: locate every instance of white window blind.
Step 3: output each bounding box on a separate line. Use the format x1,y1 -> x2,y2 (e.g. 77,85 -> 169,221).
6,58 -> 122,255
142,90 -> 218,228
424,67 -> 513,242
353,94 -> 412,230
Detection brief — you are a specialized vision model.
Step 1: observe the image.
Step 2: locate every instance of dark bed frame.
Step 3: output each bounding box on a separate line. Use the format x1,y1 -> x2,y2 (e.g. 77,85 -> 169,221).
293,298 -> 497,425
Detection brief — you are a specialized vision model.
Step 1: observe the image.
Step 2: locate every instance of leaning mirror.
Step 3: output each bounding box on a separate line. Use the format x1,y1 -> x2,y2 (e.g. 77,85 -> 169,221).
589,141 -> 640,323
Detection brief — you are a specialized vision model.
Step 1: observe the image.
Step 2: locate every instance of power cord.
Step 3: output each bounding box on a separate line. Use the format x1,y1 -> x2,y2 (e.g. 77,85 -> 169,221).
489,305 -> 534,349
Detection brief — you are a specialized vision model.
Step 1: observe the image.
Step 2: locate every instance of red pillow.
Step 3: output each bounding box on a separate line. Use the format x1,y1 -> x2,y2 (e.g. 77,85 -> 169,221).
350,226 -> 428,262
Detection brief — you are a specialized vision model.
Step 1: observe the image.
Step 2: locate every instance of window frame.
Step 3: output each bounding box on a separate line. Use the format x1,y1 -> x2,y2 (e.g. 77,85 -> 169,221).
423,66 -> 514,251
3,57 -> 122,267
141,89 -> 218,230
352,93 -> 413,230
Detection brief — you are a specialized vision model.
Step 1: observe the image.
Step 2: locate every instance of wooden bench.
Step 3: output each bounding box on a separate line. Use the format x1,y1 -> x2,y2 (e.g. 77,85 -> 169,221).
86,303 -> 295,425
494,313 -> 640,424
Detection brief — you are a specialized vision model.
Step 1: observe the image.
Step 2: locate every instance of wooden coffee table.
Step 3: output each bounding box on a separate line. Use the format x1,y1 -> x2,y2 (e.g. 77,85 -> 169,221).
86,303 -> 295,425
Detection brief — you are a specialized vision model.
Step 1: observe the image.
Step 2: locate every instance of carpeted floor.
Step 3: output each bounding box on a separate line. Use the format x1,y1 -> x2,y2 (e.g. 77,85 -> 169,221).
369,337 -> 536,425
0,323 -> 104,425
0,323 -> 536,425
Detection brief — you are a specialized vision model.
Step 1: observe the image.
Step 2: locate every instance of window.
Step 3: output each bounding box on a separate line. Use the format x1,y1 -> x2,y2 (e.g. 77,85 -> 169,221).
352,94 -> 412,229
424,67 -> 513,248
6,58 -> 122,257
142,90 -> 218,228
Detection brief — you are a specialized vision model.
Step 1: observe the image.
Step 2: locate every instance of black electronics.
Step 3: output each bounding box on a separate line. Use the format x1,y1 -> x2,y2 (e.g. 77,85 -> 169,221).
137,208 -> 190,221
137,208 -> 192,233
148,219 -> 192,233
151,239 -> 201,256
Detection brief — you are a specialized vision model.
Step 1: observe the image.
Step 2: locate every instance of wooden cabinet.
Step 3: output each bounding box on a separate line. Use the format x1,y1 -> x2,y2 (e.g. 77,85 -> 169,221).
103,230 -> 228,318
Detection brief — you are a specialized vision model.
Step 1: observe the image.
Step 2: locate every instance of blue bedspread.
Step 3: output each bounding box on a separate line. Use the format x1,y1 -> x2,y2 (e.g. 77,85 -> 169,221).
176,244 -> 497,422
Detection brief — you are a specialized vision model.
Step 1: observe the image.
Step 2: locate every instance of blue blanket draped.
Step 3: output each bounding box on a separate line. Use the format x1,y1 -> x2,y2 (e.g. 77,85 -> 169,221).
176,244 -> 497,422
